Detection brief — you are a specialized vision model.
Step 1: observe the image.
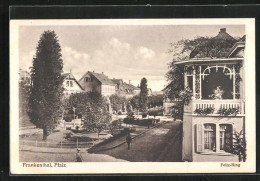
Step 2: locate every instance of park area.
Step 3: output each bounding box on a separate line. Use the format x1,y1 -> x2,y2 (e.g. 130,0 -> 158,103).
19,117 -> 182,162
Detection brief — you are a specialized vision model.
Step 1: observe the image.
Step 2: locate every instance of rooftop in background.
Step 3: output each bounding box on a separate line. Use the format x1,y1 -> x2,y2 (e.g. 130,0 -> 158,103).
62,72 -> 84,90
123,82 -> 140,90
79,71 -> 116,86
215,28 -> 235,40
189,28 -> 243,59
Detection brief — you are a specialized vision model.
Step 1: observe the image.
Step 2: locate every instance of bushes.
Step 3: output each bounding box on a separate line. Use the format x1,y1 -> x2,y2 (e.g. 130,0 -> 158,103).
142,113 -> 147,118
194,107 -> 215,115
218,107 -> 240,116
64,131 -> 73,140
148,109 -> 163,117
92,128 -> 134,148
123,117 -> 160,127
109,119 -> 123,135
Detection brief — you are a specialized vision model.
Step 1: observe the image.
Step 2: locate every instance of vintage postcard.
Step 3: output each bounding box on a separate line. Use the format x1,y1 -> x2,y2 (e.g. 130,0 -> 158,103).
10,19 -> 256,174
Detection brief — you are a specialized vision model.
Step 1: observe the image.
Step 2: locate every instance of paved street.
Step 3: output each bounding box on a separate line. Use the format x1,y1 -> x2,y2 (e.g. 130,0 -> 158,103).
91,121 -> 182,162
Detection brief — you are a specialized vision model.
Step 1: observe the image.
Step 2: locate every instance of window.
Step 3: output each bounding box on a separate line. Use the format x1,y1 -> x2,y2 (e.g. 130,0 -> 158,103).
187,76 -> 193,92
66,81 -> 70,87
204,124 -> 216,151
196,123 -> 233,153
85,77 -> 89,82
70,81 -> 73,87
219,124 -> 232,152
219,125 -> 225,150
201,66 -> 233,99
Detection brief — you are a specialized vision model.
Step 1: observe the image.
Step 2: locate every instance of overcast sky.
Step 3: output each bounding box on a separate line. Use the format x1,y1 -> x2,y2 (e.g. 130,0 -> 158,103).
19,25 -> 245,91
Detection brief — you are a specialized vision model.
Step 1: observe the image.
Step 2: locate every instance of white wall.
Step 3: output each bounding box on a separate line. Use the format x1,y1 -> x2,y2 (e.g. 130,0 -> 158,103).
63,79 -> 82,97
101,84 -> 116,96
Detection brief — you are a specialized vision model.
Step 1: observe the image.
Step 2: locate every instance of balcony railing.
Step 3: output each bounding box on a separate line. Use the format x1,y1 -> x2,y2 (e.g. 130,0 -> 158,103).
184,99 -> 245,115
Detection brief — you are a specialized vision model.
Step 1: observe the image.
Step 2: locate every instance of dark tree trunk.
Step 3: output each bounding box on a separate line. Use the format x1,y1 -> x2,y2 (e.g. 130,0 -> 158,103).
238,152 -> 242,162
242,151 -> 246,162
43,127 -> 48,141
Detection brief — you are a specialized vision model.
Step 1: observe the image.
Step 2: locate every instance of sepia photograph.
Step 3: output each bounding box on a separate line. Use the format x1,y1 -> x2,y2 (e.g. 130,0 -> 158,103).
10,19 -> 256,174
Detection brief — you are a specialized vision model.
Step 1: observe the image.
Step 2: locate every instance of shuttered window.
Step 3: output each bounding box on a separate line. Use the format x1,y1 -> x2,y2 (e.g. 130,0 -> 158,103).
196,123 -> 233,153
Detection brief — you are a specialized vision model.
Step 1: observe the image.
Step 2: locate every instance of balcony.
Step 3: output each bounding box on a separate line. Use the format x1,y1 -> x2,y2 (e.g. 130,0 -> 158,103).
184,99 -> 245,116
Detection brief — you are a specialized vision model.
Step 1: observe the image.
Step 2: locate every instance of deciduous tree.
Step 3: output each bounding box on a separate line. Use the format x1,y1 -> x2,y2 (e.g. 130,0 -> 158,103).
68,92 -> 111,137
109,94 -> 127,113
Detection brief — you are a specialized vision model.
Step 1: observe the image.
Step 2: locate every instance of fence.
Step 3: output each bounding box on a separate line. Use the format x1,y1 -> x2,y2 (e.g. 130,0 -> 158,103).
20,139 -> 94,149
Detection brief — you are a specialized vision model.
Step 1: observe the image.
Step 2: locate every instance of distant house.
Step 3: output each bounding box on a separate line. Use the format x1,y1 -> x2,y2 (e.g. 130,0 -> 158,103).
111,79 -> 141,98
79,71 -> 116,96
111,78 -> 124,95
19,68 -> 31,85
62,72 -> 84,98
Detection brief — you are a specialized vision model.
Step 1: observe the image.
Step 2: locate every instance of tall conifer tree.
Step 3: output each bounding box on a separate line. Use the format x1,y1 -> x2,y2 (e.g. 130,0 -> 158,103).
28,30 -> 63,140
139,77 -> 148,112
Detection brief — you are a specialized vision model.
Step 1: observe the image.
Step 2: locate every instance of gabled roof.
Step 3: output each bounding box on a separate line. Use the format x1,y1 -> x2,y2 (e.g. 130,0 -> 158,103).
62,73 -> 84,90
123,82 -> 140,90
61,73 -> 78,80
79,71 -> 116,86
91,72 -> 116,85
227,41 -> 245,58
215,28 -> 235,41
111,79 -> 123,85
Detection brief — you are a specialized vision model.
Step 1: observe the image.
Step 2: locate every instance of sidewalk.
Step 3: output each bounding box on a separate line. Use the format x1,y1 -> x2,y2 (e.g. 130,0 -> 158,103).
20,145 -> 128,162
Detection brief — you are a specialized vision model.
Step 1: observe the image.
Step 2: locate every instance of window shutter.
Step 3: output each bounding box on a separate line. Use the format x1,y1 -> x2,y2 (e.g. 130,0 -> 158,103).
196,124 -> 203,152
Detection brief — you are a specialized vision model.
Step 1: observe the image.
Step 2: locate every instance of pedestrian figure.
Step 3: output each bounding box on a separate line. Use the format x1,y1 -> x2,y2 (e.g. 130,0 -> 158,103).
126,132 -> 132,150
76,148 -> 83,162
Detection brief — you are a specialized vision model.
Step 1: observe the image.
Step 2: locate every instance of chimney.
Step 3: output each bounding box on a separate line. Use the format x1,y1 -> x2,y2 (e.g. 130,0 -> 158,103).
220,28 -> 226,33
129,80 -> 131,84
93,70 -> 95,73
102,72 -> 104,74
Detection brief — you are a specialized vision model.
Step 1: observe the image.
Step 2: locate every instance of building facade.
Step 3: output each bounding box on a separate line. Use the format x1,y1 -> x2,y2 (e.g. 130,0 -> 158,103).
62,72 -> 84,98
112,79 -> 141,98
79,71 -> 116,96
19,68 -> 31,85
176,29 -> 245,162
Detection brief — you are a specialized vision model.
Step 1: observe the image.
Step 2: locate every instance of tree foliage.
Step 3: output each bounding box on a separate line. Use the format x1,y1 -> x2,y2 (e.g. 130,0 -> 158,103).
19,80 -> 32,127
165,63 -> 184,100
28,30 -> 64,140
147,95 -> 164,108
67,92 -> 111,136
129,95 -> 139,112
233,130 -> 247,162
168,36 -> 238,60
139,77 -> 148,112
109,94 -> 127,113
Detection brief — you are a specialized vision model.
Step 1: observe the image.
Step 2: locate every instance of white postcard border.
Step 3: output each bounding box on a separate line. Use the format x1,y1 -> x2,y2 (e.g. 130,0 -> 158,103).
10,18 -> 256,174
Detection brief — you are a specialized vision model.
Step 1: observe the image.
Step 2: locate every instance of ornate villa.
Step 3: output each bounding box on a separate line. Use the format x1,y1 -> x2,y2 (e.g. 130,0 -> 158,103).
174,28 -> 246,162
